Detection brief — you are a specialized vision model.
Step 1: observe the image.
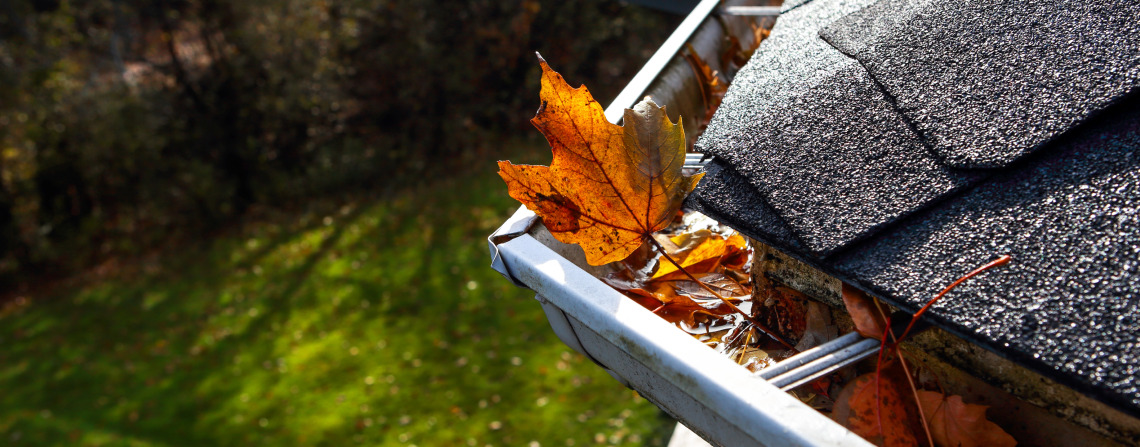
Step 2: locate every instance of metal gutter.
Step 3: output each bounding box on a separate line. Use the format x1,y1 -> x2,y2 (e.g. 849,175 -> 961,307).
604,0 -> 721,124
490,208 -> 872,446
489,1 -> 874,445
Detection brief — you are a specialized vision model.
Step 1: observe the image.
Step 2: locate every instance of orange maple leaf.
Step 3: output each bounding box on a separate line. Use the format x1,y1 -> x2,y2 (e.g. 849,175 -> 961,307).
916,391 -> 1016,447
498,55 -> 703,265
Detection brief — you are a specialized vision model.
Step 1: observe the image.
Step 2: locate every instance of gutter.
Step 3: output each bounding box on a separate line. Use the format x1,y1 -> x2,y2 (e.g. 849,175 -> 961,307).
489,1 -> 871,445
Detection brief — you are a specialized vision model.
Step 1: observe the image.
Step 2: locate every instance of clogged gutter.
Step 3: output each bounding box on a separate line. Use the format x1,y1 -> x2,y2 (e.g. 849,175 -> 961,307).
602,208 -> 841,411
499,41 -> 850,414
496,14 -> 1025,443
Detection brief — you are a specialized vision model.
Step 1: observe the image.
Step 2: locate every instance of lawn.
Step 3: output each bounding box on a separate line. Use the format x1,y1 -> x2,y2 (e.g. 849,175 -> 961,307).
0,141 -> 674,446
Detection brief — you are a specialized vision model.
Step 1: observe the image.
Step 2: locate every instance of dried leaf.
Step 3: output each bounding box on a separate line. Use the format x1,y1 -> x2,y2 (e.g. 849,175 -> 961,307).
755,276 -> 810,344
653,232 -> 747,279
722,22 -> 772,71
835,371 -> 921,447
916,391 -> 1016,447
843,283 -> 889,340
646,274 -> 746,326
498,56 -> 703,265
683,44 -> 727,136
796,300 -> 837,352
667,272 -> 749,300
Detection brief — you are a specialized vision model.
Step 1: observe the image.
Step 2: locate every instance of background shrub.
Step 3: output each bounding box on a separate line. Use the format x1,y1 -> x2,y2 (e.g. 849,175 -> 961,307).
0,0 -> 680,281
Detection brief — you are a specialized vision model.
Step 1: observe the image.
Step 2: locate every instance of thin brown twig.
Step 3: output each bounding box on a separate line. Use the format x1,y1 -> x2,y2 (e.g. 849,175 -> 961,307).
648,237 -> 797,351
895,343 -> 934,447
872,300 -> 934,447
897,255 -> 1012,342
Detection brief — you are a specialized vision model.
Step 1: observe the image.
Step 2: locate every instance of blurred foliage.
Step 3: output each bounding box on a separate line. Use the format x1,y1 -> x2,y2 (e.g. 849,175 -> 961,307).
0,0 -> 680,282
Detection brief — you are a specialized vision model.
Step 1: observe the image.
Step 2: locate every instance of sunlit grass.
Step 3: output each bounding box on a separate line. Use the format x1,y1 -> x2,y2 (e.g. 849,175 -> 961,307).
0,141 -> 673,446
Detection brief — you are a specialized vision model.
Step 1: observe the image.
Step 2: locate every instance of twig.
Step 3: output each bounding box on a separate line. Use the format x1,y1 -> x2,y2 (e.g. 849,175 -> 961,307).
871,254 -> 1011,447
871,300 -> 935,447
894,335 -> 934,447
874,319 -> 892,442
737,327 -> 755,364
897,255 -> 1012,342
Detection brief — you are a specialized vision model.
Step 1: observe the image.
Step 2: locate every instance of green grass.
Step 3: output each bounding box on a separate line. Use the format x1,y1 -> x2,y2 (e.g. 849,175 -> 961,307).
0,142 -> 674,446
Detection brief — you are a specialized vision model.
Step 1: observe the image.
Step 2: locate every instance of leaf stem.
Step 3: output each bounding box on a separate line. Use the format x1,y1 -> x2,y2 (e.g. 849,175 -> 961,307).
897,254 -> 1011,343
892,333 -> 934,447
871,303 -> 934,446
866,255 -> 1010,447
648,237 -> 796,351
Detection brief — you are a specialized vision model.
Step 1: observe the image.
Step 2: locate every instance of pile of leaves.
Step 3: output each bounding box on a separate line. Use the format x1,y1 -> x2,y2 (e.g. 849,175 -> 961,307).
498,57 -> 1018,446
498,54 -> 806,364
602,213 -> 809,373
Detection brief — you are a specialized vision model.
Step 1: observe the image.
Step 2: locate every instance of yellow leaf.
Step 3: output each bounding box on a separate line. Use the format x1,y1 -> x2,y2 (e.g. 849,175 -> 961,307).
498,55 -> 703,265
653,232 -> 746,279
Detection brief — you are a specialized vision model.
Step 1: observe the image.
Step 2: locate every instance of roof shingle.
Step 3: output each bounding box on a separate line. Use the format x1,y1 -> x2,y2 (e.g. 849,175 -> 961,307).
820,0 -> 1140,169
690,0 -> 1140,415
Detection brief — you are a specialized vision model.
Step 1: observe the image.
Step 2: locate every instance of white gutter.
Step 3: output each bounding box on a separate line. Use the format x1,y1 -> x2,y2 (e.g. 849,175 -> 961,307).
489,208 -> 870,446
489,1 -> 873,445
604,0 -> 722,123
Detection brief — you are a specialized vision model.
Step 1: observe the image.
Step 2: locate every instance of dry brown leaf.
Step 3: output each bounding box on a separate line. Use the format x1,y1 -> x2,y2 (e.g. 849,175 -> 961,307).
603,266 -> 746,327
796,300 -> 837,352
666,272 -> 749,300
916,391 -> 1016,447
835,371 -> 921,447
842,283 -> 889,340
722,22 -> 772,71
683,43 -> 727,135
644,274 -> 745,326
498,55 -> 703,265
755,276 -> 809,343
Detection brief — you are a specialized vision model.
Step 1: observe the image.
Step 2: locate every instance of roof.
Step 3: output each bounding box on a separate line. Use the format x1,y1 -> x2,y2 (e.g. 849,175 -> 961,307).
687,0 -> 1140,415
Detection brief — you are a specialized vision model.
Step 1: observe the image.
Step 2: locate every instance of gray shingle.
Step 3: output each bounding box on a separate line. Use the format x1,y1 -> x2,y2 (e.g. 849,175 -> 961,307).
820,0 -> 1140,169
683,159 -> 805,254
696,0 -> 979,256
830,97 -> 1140,413
690,0 -> 1140,415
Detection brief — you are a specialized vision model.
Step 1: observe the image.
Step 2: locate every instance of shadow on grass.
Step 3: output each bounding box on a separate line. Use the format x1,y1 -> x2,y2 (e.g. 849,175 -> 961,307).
0,144 -> 676,446
0,205 -> 372,444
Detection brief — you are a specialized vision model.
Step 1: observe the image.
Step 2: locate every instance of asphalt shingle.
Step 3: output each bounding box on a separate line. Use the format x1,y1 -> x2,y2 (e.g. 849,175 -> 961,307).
684,158 -> 804,254
820,0 -> 1140,169
695,0 -> 979,256
830,96 -> 1140,413
690,0 -> 1140,415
